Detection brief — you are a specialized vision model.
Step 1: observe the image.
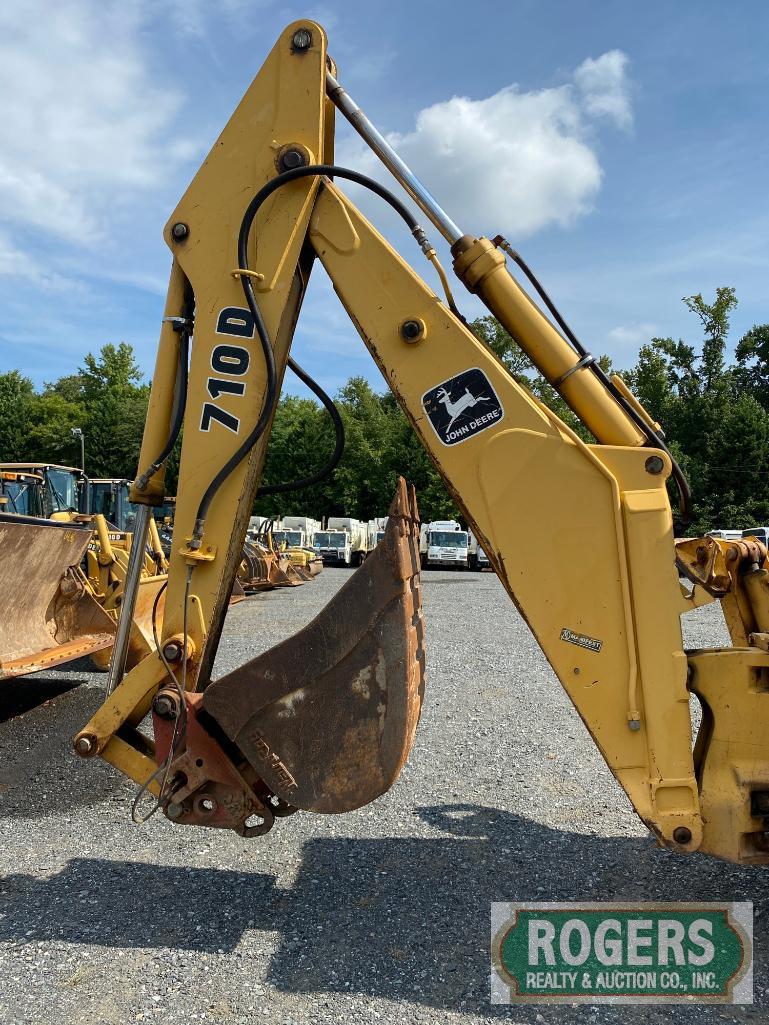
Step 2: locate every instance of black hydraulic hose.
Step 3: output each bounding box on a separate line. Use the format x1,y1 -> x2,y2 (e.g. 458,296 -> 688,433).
498,242 -> 693,525
192,164 -> 430,543
135,282 -> 194,492
256,355 -> 345,497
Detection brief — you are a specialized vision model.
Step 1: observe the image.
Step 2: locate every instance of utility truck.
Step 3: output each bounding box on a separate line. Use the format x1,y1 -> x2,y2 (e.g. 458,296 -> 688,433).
313,517 -> 366,566
420,520 -> 469,569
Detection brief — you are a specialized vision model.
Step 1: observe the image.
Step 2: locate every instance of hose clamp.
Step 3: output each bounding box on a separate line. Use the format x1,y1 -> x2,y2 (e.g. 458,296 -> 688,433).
553,352 -> 596,388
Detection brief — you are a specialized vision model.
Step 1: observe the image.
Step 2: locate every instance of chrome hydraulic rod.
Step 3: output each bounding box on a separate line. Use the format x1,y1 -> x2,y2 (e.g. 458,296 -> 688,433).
326,70 -> 463,245
105,503 -> 152,695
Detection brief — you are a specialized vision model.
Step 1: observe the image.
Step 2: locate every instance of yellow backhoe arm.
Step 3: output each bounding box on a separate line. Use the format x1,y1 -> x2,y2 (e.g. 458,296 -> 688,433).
74,21 -> 769,865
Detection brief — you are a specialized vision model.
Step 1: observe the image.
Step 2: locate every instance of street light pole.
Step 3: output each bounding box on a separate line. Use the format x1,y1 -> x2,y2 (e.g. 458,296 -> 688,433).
71,427 -> 85,472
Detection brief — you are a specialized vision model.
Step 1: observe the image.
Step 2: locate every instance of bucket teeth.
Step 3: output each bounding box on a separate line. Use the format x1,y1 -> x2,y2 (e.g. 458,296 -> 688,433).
202,477 -> 424,813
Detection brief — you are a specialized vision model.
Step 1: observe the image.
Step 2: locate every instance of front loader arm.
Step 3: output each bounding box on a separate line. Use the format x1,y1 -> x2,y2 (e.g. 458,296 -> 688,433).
74,21 -> 769,865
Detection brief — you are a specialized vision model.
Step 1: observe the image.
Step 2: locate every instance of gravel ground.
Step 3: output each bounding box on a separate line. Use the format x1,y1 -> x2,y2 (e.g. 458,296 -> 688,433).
0,568 -> 766,1024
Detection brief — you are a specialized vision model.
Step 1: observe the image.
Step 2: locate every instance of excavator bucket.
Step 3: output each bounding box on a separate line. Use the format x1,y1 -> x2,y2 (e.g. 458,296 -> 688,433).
0,515 -> 115,680
203,479 -> 424,813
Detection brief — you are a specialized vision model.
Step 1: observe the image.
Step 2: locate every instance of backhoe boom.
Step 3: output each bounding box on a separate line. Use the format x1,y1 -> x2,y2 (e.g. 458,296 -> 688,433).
73,21 -> 769,866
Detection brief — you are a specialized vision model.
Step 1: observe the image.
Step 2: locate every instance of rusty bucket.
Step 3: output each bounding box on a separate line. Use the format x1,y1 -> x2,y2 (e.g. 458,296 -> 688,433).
238,539 -> 306,591
0,515 -> 115,680
203,478 -> 425,814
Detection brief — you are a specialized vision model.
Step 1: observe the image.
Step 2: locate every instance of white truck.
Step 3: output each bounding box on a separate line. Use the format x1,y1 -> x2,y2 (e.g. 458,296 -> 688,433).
248,513 -> 275,534
468,529 -> 491,571
420,520 -> 469,569
313,517 -> 367,566
366,517 -> 388,555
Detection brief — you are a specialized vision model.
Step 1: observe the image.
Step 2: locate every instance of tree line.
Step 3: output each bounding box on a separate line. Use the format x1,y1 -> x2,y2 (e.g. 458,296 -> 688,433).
1,289 -> 767,535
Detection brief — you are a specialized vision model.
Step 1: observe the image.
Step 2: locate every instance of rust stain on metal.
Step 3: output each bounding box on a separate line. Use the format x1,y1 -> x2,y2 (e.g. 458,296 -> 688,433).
154,692 -> 274,836
238,541 -> 307,592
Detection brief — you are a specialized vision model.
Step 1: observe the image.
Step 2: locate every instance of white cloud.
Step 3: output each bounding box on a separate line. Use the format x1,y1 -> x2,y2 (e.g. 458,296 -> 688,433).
336,50 -> 632,240
0,2 -> 195,246
574,50 -> 633,130
0,230 -> 83,293
158,0 -> 272,40
607,322 -> 658,347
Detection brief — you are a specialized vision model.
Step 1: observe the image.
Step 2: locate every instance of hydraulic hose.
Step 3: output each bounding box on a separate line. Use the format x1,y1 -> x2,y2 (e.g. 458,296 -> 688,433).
191,164 -> 437,543
494,239 -> 693,526
256,356 -> 345,497
135,281 -> 194,492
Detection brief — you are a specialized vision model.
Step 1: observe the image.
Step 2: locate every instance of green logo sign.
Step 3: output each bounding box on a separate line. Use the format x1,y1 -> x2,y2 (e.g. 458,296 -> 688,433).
491,902 -> 752,1004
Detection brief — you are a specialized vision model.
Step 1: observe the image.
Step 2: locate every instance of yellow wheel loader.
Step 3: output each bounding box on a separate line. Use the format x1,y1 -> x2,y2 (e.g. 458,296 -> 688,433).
0,468 -> 115,679
0,465 -> 169,677
264,522 -> 323,577
68,22 -> 769,865
237,535 -> 308,592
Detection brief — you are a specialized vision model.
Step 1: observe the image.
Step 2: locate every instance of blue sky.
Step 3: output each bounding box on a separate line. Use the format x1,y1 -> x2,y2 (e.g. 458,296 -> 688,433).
1,1 -> 767,398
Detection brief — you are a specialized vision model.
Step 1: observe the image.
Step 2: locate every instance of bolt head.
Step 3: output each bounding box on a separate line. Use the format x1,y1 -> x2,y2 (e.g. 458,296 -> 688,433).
673,826 -> 692,845
400,320 -> 424,343
280,148 -> 308,171
171,222 -> 189,241
166,802 -> 184,820
162,641 -> 184,663
74,734 -> 96,756
291,27 -> 312,50
645,455 -> 665,475
153,692 -> 178,720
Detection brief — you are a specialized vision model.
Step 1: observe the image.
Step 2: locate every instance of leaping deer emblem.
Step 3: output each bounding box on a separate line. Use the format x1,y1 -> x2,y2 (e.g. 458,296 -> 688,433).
435,385 -> 490,433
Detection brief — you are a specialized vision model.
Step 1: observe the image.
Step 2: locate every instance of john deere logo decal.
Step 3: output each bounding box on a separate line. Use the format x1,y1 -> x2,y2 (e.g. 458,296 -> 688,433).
422,368 -> 503,446
491,902 -> 753,1004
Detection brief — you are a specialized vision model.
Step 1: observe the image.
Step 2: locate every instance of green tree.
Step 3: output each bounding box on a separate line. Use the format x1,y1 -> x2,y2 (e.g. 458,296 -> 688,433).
736,323 -> 769,398
0,370 -> 35,460
627,288 -> 769,534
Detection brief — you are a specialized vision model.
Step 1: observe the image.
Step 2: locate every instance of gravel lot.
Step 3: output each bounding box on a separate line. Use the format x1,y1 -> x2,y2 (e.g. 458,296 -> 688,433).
0,568 -> 766,1024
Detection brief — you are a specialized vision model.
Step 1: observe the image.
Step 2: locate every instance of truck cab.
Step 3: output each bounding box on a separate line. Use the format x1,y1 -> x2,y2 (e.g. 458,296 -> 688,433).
420,520 -> 469,569
88,478 -> 141,533
314,518 -> 366,566
0,469 -> 45,518
366,517 -> 388,555
1,463 -> 85,520
313,529 -> 353,566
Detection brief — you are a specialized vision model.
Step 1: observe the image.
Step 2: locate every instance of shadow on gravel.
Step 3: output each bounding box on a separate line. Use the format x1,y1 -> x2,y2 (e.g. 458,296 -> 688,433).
0,676 -> 84,722
0,805 -> 766,1018
0,679 -> 125,817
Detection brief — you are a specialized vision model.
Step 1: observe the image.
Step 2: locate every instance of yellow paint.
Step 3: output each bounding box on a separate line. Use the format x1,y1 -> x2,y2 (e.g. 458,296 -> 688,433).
77,21 -> 769,864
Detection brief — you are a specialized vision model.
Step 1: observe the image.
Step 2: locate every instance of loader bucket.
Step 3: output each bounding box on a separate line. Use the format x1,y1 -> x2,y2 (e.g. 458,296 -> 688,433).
203,479 -> 424,813
238,541 -> 276,592
0,514 -> 115,680
239,542 -> 305,591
